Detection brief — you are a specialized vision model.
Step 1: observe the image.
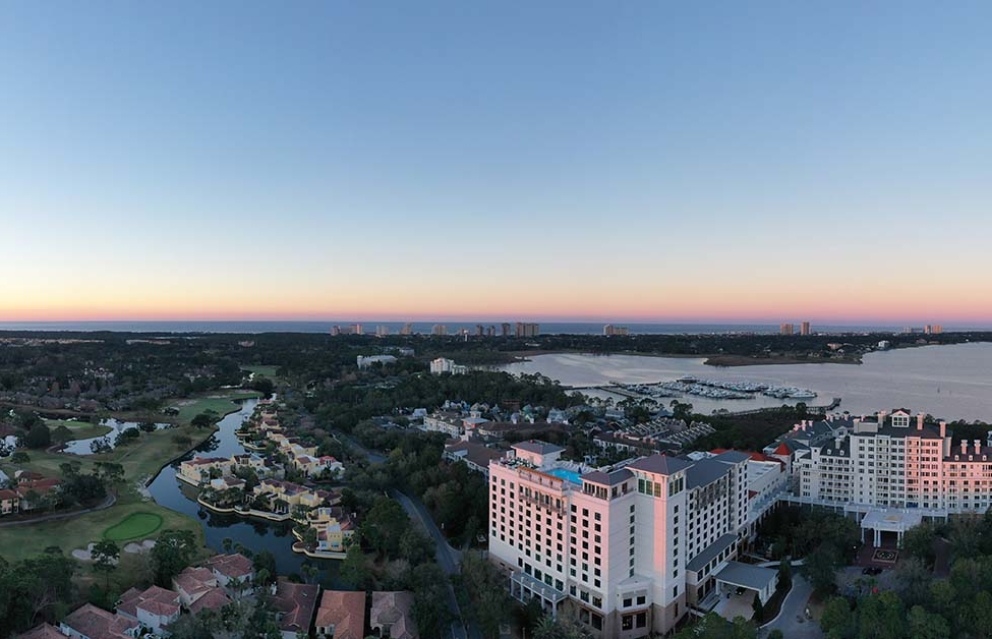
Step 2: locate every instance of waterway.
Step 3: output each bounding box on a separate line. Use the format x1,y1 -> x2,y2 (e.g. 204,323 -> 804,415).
499,342 -> 992,421
62,420 -> 172,455
146,398 -> 342,584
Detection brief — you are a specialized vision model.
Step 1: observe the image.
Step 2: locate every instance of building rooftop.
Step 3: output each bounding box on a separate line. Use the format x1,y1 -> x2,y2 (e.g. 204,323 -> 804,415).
316,590 -> 367,639
61,603 -> 138,639
627,454 -> 693,475
204,553 -> 255,579
370,591 -> 418,639
710,450 -> 752,464
686,533 -> 737,573
686,459 -> 731,489
273,579 -> 320,635
581,468 -> 633,487
513,440 -> 565,455
17,623 -> 65,639
715,561 -> 779,592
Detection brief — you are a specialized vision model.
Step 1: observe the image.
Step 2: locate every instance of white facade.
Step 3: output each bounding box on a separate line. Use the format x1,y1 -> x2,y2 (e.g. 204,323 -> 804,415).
488,443 -> 755,637
796,411 -> 992,516
430,358 -> 468,375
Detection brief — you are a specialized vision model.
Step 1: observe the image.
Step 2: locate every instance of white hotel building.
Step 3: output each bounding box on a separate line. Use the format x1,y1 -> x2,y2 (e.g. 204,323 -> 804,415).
790,410 -> 992,544
488,442 -> 783,637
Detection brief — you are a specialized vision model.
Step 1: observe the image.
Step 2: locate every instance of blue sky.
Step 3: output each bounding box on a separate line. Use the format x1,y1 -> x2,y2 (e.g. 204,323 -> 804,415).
1,2 -> 990,323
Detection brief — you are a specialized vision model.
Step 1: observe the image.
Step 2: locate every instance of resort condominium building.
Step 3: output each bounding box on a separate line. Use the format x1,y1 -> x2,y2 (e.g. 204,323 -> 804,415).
488,442 -> 779,637
796,410 -> 992,515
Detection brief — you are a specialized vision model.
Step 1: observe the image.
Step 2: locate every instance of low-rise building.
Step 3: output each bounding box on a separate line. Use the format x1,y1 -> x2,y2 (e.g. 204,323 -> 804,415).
443,441 -> 505,478
178,456 -> 233,485
272,579 -> 320,639
203,553 -> 256,595
370,591 -> 418,639
116,585 -> 182,636
60,603 -> 139,639
315,590 -> 366,639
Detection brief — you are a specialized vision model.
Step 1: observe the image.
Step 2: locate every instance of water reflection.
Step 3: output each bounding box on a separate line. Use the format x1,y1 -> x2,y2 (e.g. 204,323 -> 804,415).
147,399 -> 342,585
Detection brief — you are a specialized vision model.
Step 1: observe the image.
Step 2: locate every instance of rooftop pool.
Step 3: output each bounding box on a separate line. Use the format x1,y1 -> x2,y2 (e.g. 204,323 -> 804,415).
547,468 -> 583,484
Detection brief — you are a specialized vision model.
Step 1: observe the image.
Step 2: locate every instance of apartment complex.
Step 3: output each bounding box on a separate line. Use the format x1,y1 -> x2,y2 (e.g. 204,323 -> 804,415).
795,410 -> 992,516
515,322 -> 540,338
488,442 -> 781,637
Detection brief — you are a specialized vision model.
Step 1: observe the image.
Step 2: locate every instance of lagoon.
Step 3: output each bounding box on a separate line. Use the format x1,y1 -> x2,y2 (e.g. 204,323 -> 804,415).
147,398 -> 342,583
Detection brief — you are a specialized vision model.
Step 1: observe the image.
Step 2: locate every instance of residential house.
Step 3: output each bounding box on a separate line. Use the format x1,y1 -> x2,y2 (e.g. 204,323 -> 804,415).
272,579 -> 320,639
307,507 -> 356,554
370,591 -> 418,639
315,590 -> 366,639
16,477 -> 61,511
116,585 -> 181,636
60,603 -> 139,639
16,623 -> 65,639
0,488 -> 19,515
443,441 -> 504,479
172,565 -> 232,614
178,457 -> 233,485
203,553 -> 256,595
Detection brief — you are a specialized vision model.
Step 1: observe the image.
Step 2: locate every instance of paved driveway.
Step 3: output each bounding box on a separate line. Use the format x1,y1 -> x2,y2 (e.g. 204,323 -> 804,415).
761,575 -> 822,639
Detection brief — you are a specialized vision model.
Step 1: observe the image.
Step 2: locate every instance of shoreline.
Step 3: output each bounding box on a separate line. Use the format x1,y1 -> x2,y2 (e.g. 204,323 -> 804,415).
503,349 -> 863,367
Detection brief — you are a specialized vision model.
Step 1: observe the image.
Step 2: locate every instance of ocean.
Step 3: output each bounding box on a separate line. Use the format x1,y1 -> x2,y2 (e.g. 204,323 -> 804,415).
1,321 -> 986,335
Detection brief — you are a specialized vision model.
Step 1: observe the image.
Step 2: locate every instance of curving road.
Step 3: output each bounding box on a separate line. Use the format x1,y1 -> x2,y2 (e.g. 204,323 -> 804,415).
760,575 -> 822,639
336,430 -> 481,639
0,492 -> 116,528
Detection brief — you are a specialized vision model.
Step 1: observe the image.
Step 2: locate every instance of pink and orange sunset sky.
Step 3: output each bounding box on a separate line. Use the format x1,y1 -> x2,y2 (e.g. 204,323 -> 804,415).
2,3 -> 990,326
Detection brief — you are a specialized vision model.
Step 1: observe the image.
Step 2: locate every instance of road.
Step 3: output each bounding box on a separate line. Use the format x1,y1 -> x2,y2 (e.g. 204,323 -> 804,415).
761,575 -> 822,639
0,492 -> 116,528
336,430 -> 481,639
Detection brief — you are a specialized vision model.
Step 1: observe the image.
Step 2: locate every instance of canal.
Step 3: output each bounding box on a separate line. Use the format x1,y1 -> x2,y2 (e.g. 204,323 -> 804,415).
146,398 -> 343,584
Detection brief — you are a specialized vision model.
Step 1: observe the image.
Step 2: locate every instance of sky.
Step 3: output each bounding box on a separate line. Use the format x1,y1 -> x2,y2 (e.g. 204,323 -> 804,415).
1,1 -> 990,325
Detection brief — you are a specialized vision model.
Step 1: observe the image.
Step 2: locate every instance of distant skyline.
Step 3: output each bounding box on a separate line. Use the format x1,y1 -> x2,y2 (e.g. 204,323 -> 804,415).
2,2 -> 990,323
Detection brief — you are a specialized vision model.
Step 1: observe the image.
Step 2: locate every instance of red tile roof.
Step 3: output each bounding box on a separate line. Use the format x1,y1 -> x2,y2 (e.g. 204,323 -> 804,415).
16,623 -> 64,639
204,553 -> 255,579
188,587 -> 231,614
62,603 -> 138,639
273,579 -> 320,634
316,590 -> 366,639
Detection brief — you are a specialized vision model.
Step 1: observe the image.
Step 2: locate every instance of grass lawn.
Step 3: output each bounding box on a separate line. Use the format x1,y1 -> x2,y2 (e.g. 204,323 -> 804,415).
166,391 -> 260,425
45,418 -> 113,440
242,365 -> 279,379
104,512 -> 163,541
0,390 -> 259,569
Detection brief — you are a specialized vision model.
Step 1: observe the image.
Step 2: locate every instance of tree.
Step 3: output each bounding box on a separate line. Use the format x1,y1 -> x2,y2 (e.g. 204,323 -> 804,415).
340,543 -> 370,589
895,557 -> 932,607
91,540 -> 120,591
908,605 -> 950,639
856,591 -> 905,639
253,550 -> 277,584
901,522 -> 936,566
751,593 -> 764,623
191,413 -> 215,429
778,557 -> 792,591
969,590 -> 992,638
362,497 -> 408,558
399,527 -> 434,566
23,422 -> 52,449
95,462 -> 125,496
767,631 -> 784,639
150,529 -> 197,586
803,542 -> 841,596
51,425 -> 73,446
820,596 -> 853,639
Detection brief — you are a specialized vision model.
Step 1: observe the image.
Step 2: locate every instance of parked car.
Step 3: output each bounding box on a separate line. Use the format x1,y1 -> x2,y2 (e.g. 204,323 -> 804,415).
861,567 -> 883,575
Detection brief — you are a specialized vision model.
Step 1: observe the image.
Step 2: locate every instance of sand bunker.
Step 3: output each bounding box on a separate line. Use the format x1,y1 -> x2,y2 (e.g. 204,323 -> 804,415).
123,539 -> 157,554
